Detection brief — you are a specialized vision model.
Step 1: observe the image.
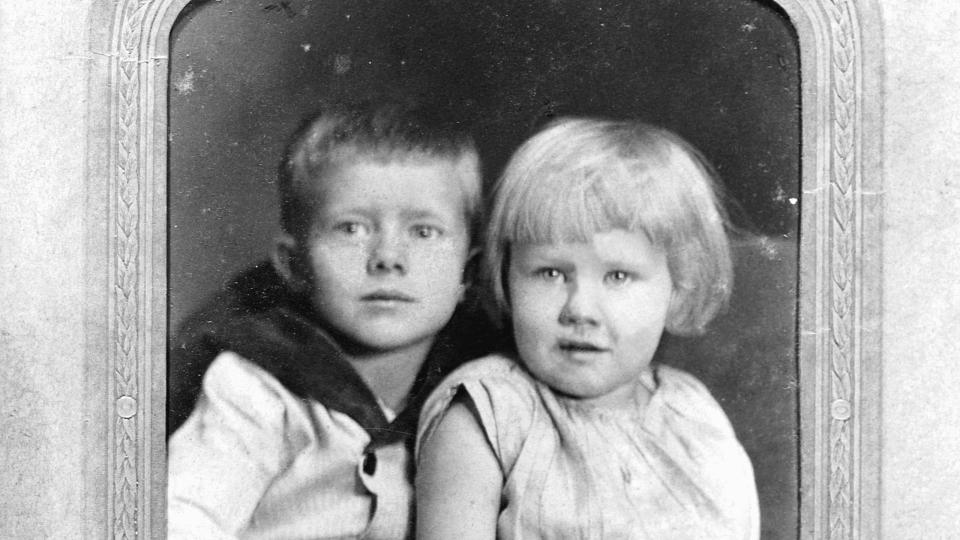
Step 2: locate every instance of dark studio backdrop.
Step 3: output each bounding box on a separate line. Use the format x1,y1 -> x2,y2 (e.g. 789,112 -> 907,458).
168,0 -> 800,537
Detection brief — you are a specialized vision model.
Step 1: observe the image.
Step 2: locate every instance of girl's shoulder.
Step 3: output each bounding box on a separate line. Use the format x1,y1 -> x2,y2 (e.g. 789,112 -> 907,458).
423,353 -> 540,409
650,364 -> 738,439
426,354 -> 540,406
654,363 -> 711,394
440,353 -> 531,383
417,354 -> 542,468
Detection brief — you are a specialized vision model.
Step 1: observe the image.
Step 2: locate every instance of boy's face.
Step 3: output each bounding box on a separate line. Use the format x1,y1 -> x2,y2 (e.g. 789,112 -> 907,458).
293,156 -> 474,355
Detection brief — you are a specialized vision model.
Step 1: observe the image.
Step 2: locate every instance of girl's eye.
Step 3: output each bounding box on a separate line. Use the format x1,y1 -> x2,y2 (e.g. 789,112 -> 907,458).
535,268 -> 565,282
604,270 -> 632,285
412,224 -> 442,239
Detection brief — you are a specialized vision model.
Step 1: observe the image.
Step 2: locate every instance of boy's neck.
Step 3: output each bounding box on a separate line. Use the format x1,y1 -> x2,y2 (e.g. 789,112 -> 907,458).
342,338 -> 434,412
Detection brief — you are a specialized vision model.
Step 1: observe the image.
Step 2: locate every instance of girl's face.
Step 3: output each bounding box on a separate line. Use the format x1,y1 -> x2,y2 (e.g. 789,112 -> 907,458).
507,229 -> 674,408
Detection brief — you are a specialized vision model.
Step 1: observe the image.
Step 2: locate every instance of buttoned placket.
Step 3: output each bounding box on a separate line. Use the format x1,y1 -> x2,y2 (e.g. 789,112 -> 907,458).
356,442 -> 413,540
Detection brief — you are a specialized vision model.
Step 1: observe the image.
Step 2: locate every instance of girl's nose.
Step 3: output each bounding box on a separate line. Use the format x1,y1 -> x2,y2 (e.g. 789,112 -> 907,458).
558,281 -> 600,327
366,230 -> 407,276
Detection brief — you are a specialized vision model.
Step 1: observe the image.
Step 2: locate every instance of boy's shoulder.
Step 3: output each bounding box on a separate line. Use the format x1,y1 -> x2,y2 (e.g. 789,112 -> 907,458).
196,350 -> 294,421
167,260 -> 337,434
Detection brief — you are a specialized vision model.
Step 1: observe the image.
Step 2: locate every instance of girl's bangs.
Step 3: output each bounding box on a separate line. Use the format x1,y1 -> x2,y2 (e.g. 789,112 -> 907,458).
506,165 -> 666,246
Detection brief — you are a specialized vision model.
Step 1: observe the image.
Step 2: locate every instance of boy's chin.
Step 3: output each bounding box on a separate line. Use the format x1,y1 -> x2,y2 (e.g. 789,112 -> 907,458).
334,327 -> 440,357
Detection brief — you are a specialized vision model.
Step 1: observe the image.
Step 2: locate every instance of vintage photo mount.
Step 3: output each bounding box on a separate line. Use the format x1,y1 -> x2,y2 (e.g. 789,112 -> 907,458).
83,0 -> 884,537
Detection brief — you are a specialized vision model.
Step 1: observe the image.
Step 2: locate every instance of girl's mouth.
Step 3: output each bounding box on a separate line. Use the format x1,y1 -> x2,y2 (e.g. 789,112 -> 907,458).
557,339 -> 608,353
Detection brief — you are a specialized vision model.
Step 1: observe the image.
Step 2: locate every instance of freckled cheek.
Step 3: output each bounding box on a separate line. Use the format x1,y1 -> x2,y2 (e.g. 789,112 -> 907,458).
308,246 -> 367,288
411,242 -> 468,270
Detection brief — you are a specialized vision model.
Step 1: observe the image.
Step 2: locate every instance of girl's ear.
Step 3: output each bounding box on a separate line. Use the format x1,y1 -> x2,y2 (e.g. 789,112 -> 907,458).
271,233 -> 309,293
664,285 -> 684,334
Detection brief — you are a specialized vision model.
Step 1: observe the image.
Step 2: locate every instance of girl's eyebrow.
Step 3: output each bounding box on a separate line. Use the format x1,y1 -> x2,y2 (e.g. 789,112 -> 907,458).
599,256 -> 646,268
598,255 -> 664,274
514,251 -> 574,268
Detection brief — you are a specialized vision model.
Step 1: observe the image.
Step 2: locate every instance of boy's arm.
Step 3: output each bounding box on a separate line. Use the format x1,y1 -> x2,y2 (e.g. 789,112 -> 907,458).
167,352 -> 290,539
415,397 -> 503,540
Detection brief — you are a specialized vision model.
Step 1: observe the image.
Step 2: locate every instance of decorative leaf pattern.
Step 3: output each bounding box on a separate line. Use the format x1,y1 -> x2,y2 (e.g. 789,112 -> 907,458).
826,1 -> 859,538
105,0 -> 872,537
114,1 -> 149,538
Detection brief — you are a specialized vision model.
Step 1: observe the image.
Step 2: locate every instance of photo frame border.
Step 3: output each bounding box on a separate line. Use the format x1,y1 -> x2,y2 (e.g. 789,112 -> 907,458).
84,0 -> 884,537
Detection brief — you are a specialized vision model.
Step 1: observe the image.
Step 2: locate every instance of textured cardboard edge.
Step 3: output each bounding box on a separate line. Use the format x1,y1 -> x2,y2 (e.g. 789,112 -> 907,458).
83,0 -> 883,537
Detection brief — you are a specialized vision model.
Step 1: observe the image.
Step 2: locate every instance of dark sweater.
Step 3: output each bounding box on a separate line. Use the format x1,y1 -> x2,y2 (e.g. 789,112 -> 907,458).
167,261 -> 498,450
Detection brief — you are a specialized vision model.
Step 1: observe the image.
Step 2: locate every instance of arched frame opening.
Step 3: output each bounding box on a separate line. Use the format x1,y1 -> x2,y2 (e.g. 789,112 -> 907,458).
85,0 -> 883,537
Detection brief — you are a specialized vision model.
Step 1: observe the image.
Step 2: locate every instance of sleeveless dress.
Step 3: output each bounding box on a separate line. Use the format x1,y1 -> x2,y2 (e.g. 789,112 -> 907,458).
416,355 -> 760,539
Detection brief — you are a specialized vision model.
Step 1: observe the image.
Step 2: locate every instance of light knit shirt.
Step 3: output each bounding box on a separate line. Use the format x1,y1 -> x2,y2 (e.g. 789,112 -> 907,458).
168,352 -> 411,540
417,355 -> 760,539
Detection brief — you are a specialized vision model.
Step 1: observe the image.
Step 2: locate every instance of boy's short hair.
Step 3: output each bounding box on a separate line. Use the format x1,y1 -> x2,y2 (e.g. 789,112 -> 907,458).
278,101 -> 483,243
484,117 -> 733,336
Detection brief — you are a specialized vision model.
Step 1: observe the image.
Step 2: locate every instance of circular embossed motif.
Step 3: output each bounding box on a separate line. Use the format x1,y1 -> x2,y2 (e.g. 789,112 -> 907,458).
830,399 -> 852,421
116,395 -> 138,419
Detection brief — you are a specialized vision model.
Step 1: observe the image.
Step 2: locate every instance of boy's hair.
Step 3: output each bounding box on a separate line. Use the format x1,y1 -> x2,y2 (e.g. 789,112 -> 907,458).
278,101 -> 483,243
484,117 -> 733,336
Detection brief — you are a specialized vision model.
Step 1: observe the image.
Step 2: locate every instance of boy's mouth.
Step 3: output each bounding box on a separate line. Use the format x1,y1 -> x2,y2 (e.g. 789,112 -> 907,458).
557,339 -> 608,353
361,290 -> 416,303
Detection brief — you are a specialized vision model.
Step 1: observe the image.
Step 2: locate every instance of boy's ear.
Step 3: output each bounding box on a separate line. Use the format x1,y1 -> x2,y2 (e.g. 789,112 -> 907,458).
271,233 -> 309,293
459,247 -> 483,302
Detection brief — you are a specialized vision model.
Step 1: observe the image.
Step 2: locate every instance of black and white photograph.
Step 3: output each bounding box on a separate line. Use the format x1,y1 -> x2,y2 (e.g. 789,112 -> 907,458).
167,1 -> 798,537
0,0 -> 956,538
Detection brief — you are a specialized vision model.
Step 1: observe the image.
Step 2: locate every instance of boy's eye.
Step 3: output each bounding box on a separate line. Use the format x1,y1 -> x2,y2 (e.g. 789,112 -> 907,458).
334,221 -> 369,236
535,268 -> 565,282
411,224 -> 442,239
604,270 -> 633,285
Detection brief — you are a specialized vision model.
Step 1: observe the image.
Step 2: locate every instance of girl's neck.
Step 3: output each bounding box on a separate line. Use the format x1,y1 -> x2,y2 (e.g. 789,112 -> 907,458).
551,368 -> 657,417
342,339 -> 434,412
581,381 -> 651,413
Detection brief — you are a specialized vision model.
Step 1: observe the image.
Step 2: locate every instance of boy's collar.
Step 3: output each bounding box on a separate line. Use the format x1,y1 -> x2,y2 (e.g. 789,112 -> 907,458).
217,261 -> 462,448
175,260 -> 499,450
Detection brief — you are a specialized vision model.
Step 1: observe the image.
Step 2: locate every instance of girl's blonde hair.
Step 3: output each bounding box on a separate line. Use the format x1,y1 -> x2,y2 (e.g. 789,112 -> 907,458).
483,117 -> 732,336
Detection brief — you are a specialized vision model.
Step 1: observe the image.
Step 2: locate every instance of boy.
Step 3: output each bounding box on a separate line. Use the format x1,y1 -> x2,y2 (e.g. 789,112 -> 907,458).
167,101 -> 493,539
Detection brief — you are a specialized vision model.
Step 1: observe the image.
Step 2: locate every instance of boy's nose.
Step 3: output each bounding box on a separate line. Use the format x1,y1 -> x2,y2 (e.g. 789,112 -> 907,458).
558,282 -> 600,328
366,233 -> 407,276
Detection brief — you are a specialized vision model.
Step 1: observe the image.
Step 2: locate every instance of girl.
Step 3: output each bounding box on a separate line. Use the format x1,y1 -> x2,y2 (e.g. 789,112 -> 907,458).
414,117 -> 760,539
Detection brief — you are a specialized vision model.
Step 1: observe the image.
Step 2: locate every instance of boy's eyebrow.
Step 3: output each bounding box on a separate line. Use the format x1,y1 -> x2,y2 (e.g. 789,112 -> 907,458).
318,205 -> 375,218
399,208 -> 450,221
323,205 -> 456,221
